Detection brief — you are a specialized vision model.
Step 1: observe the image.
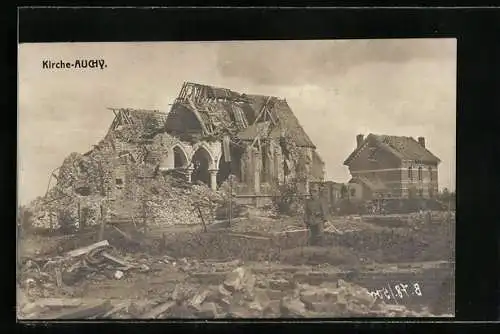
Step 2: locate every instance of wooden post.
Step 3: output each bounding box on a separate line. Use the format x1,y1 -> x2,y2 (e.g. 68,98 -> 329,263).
229,170 -> 232,227
98,204 -> 105,241
77,201 -> 82,232
196,204 -> 207,232
223,135 -> 233,227
142,197 -> 147,234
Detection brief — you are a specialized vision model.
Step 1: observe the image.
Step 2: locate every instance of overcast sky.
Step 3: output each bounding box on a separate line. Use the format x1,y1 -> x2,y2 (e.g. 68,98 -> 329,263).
18,39 -> 456,205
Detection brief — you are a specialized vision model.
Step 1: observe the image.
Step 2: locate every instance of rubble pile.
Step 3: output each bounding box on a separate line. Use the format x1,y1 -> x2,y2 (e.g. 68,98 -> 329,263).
134,178 -> 223,229
19,258 -> 444,319
24,126 -> 225,232
18,240 -> 141,300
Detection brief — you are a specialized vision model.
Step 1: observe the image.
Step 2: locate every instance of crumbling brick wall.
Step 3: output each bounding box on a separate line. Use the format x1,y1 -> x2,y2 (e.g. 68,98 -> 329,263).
25,125 -> 228,232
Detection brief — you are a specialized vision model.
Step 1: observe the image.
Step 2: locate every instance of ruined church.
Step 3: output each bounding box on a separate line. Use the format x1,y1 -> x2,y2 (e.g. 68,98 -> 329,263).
105,82 -> 325,198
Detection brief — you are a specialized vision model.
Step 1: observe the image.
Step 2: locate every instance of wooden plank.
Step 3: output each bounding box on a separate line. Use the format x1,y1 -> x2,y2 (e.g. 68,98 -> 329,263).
38,300 -> 112,319
139,301 -> 176,319
101,302 -> 130,318
227,233 -> 270,241
110,224 -> 140,244
24,298 -> 87,309
101,251 -> 133,268
107,219 -> 135,224
272,229 -> 308,235
186,99 -> 210,134
65,240 -> 109,258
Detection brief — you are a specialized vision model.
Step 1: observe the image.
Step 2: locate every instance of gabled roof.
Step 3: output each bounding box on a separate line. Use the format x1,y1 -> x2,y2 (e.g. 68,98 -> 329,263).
343,133 -> 441,166
268,99 -> 316,148
169,82 -> 316,148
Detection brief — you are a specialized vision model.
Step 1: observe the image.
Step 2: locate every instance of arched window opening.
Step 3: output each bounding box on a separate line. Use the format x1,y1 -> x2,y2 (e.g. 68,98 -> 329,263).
191,147 -> 212,186
173,146 -> 188,168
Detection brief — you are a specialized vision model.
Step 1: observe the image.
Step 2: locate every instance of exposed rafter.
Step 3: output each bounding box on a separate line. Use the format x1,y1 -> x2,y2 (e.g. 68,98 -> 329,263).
186,98 -> 211,135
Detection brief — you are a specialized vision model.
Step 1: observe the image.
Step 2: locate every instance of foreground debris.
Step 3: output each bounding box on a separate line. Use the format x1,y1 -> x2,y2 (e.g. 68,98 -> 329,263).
18,209 -> 454,319
19,258 -> 451,319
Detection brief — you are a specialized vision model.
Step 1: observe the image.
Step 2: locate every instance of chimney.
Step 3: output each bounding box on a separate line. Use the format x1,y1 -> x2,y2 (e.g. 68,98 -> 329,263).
356,134 -> 364,148
418,136 -> 426,148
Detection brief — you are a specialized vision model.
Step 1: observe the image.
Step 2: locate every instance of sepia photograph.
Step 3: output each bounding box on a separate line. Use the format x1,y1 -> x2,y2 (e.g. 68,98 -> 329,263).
17,39 -> 456,319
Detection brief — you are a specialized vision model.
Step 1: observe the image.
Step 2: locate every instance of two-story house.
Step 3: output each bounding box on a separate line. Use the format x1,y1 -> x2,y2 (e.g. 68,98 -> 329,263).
343,133 -> 441,200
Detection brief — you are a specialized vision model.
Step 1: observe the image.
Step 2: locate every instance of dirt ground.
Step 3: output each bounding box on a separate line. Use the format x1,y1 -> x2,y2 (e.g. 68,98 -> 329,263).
17,210 -> 455,319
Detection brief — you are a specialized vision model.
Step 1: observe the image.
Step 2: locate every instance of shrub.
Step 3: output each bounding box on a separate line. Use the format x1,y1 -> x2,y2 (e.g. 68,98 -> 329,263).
58,207 -> 78,234
271,178 -> 303,216
17,205 -> 34,232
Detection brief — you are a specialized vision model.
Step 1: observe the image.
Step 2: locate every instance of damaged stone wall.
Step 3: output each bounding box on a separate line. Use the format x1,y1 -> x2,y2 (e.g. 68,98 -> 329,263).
234,136 -> 318,196
25,122 -> 224,232
239,146 -> 256,194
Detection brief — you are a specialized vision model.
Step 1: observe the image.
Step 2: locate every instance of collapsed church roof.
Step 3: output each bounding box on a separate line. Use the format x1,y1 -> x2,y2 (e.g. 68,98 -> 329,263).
108,108 -> 167,133
165,82 -> 316,148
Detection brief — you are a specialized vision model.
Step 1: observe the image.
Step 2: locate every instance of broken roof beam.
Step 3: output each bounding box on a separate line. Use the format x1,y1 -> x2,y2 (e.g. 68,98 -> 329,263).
122,109 -> 134,125
186,98 -> 211,135
249,123 -> 271,149
107,108 -> 134,125
106,108 -> 122,131
116,110 -> 126,126
178,82 -> 188,100
252,96 -> 272,126
44,166 -> 61,197
266,102 -> 278,126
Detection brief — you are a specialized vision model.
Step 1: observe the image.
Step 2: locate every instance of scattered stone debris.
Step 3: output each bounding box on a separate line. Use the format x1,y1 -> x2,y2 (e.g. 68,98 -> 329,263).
18,258 -> 450,319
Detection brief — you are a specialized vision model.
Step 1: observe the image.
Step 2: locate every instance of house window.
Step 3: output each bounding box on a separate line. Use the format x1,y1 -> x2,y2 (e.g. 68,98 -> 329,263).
418,167 -> 423,181
368,147 -> 377,161
408,167 -> 413,181
115,178 -> 124,189
418,189 -> 424,197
